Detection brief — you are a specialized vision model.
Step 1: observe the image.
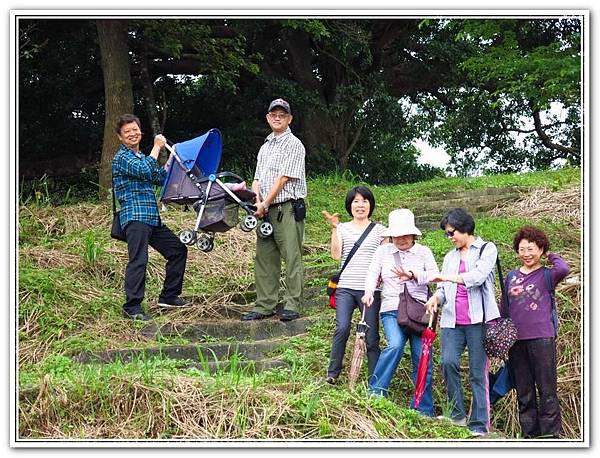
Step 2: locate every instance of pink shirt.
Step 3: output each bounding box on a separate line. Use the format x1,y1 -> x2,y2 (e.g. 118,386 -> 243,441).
455,260 -> 472,324
364,242 -> 439,314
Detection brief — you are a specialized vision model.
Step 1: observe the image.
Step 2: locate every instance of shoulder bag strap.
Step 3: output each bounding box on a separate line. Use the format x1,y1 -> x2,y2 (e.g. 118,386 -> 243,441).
478,241 -> 509,320
338,222 -> 376,276
495,252 -> 508,317
111,173 -> 118,216
543,267 -> 559,335
478,242 -> 489,322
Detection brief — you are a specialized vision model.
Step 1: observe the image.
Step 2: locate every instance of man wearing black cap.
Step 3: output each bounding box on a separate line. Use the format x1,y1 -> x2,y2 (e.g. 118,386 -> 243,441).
241,99 -> 307,322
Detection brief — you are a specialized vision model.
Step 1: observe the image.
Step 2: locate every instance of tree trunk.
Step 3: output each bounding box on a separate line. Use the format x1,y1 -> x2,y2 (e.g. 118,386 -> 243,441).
96,20 -> 134,200
140,48 -> 161,136
139,49 -> 169,162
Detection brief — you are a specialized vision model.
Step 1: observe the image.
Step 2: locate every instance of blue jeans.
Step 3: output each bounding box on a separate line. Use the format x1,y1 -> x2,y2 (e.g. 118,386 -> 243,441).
441,324 -> 490,433
369,311 -> 434,417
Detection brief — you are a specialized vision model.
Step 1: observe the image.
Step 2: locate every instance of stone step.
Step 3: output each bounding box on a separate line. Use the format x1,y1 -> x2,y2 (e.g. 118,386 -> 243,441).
414,191 -> 522,212
142,315 -> 318,341
73,338 -> 290,365
415,186 -> 528,201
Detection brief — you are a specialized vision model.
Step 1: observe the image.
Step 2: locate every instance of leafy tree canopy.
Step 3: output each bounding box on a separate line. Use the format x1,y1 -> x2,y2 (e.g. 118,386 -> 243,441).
18,16 -> 582,194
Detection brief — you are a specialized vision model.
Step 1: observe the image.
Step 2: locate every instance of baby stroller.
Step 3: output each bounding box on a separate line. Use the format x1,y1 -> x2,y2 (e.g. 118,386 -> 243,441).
161,128 -> 273,252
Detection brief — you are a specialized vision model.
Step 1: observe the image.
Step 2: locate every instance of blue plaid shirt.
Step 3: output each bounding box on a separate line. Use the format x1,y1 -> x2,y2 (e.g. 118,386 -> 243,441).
112,144 -> 167,228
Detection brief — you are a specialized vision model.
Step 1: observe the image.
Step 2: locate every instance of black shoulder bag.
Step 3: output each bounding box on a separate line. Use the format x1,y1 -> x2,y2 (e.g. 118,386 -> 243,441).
110,180 -> 127,242
327,222 -> 376,309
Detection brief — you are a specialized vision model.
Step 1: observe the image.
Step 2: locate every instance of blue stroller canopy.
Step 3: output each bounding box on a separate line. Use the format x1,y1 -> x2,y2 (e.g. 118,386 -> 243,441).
160,128 -> 223,202
174,128 -> 222,176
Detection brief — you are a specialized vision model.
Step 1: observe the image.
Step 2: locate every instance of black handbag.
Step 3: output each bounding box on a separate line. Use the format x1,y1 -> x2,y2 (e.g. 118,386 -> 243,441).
327,222 -> 376,309
110,183 -> 127,242
480,243 -> 518,359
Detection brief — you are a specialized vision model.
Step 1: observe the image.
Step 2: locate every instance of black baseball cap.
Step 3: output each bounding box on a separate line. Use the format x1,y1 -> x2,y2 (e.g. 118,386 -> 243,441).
268,98 -> 291,114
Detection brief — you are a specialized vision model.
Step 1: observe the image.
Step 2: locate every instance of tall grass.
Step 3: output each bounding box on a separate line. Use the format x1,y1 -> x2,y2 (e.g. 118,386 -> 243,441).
16,167 -> 582,440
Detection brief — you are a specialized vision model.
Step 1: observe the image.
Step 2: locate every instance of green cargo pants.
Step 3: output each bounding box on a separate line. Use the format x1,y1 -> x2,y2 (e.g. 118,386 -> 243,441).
253,200 -> 304,314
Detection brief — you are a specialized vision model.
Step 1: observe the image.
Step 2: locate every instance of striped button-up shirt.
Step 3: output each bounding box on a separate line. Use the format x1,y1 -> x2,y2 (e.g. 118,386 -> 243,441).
365,242 -> 440,314
437,237 -> 501,328
254,128 -> 306,203
112,144 -> 167,228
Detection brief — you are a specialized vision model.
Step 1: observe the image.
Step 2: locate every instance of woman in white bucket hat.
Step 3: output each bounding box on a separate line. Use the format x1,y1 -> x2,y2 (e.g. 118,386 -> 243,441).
363,208 -> 439,417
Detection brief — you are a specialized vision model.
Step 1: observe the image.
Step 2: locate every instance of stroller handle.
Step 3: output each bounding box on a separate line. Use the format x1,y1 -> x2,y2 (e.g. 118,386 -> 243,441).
165,140 -> 185,168
163,141 -> 188,171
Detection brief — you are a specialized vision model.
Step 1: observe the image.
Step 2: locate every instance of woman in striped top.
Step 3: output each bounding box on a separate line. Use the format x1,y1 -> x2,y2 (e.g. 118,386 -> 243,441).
363,208 -> 439,417
322,186 -> 387,385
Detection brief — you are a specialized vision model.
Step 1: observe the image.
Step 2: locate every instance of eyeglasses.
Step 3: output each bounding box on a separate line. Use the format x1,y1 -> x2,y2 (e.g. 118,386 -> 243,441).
445,229 -> 456,238
267,113 -> 289,120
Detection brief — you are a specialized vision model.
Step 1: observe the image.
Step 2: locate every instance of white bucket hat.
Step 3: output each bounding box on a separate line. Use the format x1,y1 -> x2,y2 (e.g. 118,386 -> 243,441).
382,209 -> 422,237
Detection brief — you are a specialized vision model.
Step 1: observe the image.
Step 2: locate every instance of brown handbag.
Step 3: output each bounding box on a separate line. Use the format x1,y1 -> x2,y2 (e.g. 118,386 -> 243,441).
397,287 -> 434,335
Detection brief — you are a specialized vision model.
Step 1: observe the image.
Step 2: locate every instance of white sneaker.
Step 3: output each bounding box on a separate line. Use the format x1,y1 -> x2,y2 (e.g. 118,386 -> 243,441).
470,430 -> 487,437
436,415 -> 467,427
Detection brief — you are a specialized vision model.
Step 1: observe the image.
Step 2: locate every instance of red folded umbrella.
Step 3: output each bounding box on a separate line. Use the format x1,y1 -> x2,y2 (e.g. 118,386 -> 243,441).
414,312 -> 437,409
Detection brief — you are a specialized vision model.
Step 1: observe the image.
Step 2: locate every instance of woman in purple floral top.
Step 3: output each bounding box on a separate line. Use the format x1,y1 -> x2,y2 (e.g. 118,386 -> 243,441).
506,226 -> 570,438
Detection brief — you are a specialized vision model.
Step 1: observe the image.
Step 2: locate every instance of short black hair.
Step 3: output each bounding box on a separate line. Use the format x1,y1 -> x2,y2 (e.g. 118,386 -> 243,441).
439,207 -> 475,235
115,113 -> 141,134
345,186 -> 376,217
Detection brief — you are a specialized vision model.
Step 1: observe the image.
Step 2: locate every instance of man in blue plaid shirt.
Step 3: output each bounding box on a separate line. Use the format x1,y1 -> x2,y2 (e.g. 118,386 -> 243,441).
112,114 -> 190,321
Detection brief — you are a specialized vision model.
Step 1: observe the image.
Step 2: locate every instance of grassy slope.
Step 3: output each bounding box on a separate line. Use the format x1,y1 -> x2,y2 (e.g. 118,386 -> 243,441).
17,167 -> 581,440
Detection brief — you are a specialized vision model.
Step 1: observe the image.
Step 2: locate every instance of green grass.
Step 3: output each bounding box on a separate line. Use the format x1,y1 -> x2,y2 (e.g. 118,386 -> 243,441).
16,166 -> 581,440
305,167 -> 580,244
17,330 -> 471,440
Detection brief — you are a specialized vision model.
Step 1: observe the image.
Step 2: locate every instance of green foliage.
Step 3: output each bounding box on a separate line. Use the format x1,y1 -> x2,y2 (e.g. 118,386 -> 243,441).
281,19 -> 331,40
423,18 -> 582,174
82,230 -> 105,267
41,355 -> 75,379
458,19 -> 581,108
19,17 -> 582,191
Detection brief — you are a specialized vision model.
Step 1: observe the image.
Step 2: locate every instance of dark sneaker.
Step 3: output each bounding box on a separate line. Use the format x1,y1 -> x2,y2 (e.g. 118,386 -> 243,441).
279,309 -> 300,322
240,311 -> 275,321
324,376 -> 337,385
157,296 -> 193,309
123,309 -> 151,321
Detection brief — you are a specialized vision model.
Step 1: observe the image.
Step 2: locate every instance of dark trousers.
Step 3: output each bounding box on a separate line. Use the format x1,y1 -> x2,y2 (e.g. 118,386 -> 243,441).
123,221 -> 188,312
327,288 -> 381,378
508,338 -> 561,438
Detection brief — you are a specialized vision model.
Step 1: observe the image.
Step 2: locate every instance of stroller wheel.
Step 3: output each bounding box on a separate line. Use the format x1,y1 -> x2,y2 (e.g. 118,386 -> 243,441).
179,229 -> 197,245
240,215 -> 258,232
196,235 -> 214,252
257,221 -> 274,238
